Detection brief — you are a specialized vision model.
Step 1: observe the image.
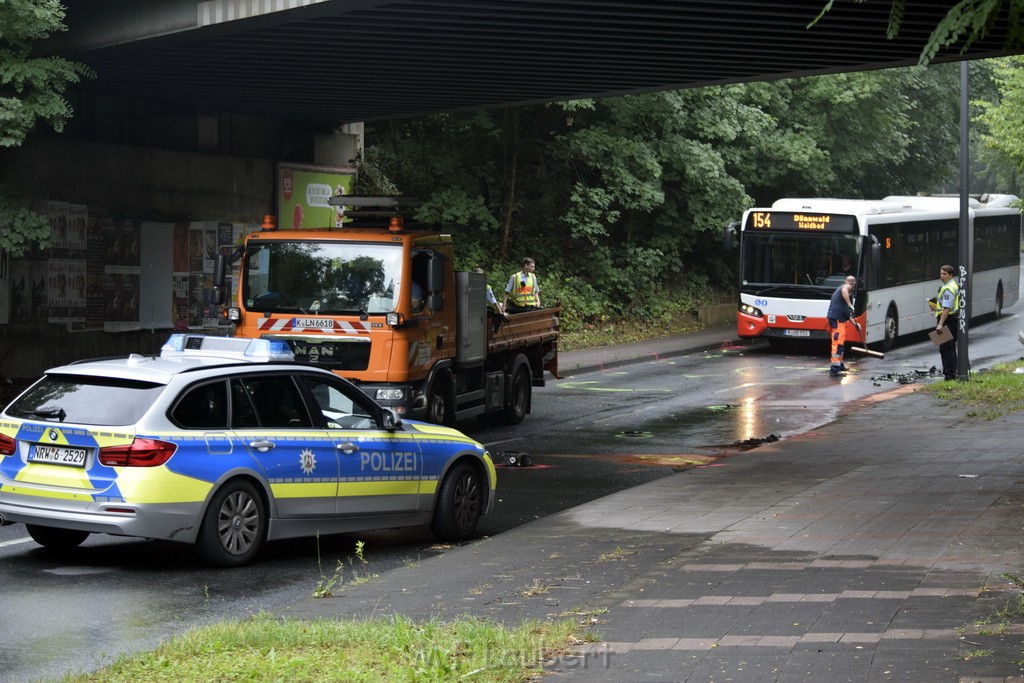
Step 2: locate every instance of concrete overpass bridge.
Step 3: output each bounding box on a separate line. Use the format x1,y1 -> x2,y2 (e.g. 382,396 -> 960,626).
48,0 -> 1020,127
2,0 -> 1020,376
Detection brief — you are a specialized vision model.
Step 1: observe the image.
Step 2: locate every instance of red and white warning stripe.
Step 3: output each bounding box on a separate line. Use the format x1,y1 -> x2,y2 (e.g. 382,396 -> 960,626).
256,318 -> 371,334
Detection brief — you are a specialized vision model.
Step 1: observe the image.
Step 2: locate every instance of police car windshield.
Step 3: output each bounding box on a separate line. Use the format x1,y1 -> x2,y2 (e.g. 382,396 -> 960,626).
242,241 -> 402,315
6,374 -> 164,426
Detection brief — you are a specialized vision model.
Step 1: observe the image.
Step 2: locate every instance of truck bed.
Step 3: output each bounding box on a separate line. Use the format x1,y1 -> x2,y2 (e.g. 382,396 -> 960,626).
487,305 -> 558,351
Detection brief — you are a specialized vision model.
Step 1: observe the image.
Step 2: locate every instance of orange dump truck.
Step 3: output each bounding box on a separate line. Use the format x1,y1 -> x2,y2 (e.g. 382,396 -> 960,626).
216,198 -> 559,425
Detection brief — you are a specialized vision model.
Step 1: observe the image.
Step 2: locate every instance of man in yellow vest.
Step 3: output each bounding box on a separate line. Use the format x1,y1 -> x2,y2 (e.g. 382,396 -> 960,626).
934,264 -> 960,380
503,257 -> 541,314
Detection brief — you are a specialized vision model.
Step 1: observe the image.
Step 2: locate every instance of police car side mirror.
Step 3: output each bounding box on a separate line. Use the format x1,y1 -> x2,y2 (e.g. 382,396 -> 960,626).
380,408 -> 402,430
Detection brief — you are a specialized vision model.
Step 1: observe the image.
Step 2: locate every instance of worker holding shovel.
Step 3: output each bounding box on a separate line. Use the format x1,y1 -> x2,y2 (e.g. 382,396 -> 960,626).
826,275 -> 860,377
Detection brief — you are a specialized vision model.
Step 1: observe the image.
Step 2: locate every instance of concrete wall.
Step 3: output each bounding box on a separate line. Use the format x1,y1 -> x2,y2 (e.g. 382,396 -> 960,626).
7,137 -> 274,222
0,138 -> 274,379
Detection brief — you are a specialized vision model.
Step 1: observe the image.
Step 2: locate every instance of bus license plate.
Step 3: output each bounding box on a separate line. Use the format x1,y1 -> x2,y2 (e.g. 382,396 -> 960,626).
784,329 -> 810,337
29,444 -> 87,467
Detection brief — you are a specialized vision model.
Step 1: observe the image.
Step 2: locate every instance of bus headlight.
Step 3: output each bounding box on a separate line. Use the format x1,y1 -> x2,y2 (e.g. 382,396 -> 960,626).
739,303 -> 763,317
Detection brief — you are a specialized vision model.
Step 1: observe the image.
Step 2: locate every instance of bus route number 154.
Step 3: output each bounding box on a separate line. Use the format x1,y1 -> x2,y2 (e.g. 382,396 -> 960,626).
751,212 -> 771,228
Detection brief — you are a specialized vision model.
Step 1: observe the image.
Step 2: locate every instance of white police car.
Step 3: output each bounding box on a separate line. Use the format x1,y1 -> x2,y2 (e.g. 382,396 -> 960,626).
0,334 -> 496,566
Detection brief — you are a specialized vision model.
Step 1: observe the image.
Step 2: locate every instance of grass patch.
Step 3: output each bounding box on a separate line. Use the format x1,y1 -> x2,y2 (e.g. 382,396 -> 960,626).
559,311 -> 703,352
924,359 -> 1024,419
61,613 -> 587,683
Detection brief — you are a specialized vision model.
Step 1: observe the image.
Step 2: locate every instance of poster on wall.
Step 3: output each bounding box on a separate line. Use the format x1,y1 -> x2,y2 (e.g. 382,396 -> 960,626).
172,274 -> 189,331
277,162 -> 355,230
102,219 -> 142,332
46,259 -> 87,324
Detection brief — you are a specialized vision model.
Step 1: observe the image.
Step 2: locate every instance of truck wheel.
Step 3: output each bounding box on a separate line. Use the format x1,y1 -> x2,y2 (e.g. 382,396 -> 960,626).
430,462 -> 482,541
26,524 -> 90,549
426,374 -> 455,426
195,479 -> 266,567
501,365 -> 531,425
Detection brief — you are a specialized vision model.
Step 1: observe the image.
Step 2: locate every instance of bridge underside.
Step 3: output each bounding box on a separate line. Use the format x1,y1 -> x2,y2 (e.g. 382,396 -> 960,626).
50,0 -> 1019,127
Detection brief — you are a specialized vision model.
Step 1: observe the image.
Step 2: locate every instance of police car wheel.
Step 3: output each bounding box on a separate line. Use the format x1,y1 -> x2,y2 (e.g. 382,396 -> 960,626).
196,480 -> 267,567
25,524 -> 90,550
430,462 -> 482,542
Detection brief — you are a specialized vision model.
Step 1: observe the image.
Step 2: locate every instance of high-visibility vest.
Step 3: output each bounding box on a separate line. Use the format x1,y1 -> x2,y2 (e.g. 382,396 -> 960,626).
936,278 -> 960,318
510,271 -> 539,307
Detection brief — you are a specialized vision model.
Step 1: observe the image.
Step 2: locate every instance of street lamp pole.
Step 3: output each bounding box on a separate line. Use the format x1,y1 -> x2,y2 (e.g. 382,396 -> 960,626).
957,59 -> 971,381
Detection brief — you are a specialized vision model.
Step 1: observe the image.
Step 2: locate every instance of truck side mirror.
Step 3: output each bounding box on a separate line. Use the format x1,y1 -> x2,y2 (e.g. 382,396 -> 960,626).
427,256 -> 445,292
211,253 -> 227,305
213,253 -> 226,288
428,293 -> 444,312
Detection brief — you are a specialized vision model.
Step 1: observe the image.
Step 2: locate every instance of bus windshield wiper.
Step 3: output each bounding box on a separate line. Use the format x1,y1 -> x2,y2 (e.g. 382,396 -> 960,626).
29,407 -> 66,422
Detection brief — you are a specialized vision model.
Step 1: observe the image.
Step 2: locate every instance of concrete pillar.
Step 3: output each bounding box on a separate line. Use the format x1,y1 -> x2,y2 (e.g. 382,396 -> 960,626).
314,123 -> 364,167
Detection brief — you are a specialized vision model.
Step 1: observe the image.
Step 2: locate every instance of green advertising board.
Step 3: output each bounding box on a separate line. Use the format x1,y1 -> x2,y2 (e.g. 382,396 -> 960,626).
277,163 -> 355,229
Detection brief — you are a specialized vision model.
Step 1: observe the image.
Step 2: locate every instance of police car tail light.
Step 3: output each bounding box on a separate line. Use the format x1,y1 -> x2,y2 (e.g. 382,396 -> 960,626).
99,438 -> 177,467
0,434 -> 14,456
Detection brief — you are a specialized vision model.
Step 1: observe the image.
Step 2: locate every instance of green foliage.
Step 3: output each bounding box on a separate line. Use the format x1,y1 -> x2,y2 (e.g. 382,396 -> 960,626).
811,1 -> 1024,65
975,56 -> 1024,182
0,0 -> 93,148
365,66 -> 971,329
0,0 -> 93,256
0,191 -> 51,257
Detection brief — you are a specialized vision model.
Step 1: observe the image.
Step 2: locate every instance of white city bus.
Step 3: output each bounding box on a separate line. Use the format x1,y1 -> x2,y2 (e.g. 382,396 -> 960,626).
727,195 -> 1021,350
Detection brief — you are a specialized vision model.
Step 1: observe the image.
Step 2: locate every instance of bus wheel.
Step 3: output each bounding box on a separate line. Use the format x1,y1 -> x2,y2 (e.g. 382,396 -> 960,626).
994,284 -> 1004,320
427,374 -> 454,426
882,304 -> 898,351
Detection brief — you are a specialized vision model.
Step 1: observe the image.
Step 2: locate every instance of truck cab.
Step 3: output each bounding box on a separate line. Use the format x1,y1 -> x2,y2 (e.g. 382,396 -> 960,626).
218,198 -> 559,425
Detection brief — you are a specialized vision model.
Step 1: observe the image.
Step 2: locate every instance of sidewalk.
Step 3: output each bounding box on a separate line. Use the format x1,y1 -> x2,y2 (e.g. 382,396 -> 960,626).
282,329 -> 1024,682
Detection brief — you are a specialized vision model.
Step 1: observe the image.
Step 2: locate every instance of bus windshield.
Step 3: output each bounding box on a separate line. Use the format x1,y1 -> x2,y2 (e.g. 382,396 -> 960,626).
242,241 -> 403,315
741,233 -> 862,290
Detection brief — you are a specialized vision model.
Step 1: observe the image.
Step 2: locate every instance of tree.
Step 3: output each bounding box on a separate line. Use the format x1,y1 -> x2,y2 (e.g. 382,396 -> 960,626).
813,0 -> 1024,65
974,56 -> 1024,187
0,0 -> 91,257
365,65 -> 970,330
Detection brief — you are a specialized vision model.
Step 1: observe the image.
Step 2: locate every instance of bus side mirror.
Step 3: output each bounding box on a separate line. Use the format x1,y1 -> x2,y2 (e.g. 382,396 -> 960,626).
723,221 -> 739,251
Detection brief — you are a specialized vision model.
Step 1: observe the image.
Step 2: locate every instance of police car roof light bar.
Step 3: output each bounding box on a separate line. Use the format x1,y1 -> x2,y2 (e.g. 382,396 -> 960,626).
161,334 -> 294,362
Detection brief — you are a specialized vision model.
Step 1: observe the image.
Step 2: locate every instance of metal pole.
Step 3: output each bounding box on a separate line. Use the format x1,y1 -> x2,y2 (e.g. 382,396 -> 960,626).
957,60 -> 971,380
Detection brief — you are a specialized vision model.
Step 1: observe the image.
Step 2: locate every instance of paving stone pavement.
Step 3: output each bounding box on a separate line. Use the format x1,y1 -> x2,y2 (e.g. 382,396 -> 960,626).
282,334 -> 1024,682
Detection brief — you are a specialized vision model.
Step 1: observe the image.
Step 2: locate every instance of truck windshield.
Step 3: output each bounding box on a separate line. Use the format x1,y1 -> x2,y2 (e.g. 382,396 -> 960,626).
242,241 -> 403,314
741,233 -> 861,291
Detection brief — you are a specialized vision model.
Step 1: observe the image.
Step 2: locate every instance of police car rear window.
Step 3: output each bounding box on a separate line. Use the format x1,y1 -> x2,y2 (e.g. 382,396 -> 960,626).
5,374 -> 164,426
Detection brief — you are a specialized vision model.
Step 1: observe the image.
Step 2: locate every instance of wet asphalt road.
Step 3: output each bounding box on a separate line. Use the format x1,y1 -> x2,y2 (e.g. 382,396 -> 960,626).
2,303 -> 1023,681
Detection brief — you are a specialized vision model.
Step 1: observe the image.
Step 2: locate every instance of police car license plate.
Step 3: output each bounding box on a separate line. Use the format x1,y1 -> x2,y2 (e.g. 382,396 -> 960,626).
784,329 -> 811,337
29,444 -> 87,467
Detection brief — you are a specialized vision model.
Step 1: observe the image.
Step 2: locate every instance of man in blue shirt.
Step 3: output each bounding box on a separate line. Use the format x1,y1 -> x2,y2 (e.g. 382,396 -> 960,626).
826,275 -> 861,377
